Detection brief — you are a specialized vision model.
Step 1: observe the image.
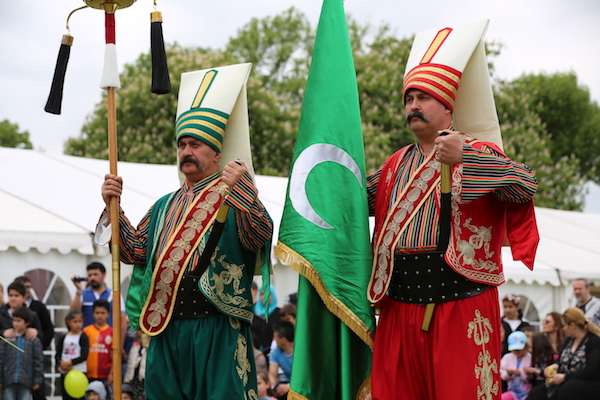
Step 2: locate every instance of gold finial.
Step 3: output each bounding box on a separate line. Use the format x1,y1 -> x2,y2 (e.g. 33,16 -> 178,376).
84,0 -> 137,11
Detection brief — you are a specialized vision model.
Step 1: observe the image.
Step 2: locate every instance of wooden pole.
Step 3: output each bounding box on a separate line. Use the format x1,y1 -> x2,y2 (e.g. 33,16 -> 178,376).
107,86 -> 122,400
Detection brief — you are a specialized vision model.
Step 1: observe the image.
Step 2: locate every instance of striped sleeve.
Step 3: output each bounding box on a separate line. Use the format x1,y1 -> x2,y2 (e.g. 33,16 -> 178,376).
366,166 -> 382,216
225,172 -> 273,251
461,142 -> 538,204
98,207 -> 151,264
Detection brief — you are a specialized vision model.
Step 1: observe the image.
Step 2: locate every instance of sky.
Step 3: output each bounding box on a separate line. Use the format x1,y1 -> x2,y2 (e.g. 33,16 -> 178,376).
0,0 -> 599,209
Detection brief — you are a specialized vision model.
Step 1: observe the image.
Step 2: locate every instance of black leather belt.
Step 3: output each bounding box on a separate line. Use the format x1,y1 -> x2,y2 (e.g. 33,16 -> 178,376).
387,251 -> 490,305
172,274 -> 221,319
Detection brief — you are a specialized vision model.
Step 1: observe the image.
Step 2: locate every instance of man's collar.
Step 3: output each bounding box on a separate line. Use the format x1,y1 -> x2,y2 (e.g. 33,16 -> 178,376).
183,172 -> 220,192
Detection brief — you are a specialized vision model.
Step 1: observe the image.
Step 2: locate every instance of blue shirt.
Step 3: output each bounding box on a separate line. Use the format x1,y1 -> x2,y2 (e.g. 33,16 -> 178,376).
81,286 -> 114,327
270,347 -> 292,382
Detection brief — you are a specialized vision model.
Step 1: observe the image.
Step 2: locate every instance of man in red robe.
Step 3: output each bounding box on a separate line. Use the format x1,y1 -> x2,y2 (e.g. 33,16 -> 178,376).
367,20 -> 539,400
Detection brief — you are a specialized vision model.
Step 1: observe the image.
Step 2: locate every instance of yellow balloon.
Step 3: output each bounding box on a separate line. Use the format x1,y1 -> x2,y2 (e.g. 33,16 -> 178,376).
64,370 -> 89,398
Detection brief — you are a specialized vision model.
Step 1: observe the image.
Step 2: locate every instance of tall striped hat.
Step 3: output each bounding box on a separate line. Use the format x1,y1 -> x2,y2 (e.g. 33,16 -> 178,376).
403,20 -> 502,148
176,63 -> 252,155
175,63 -> 256,181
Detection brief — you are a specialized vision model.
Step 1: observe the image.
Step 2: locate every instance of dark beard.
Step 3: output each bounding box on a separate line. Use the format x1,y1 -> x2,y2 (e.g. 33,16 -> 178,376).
89,280 -> 101,289
179,156 -> 203,171
405,110 -> 431,125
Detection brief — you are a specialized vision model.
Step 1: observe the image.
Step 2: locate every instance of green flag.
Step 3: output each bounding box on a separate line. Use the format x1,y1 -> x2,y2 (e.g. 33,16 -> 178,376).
275,0 -> 374,398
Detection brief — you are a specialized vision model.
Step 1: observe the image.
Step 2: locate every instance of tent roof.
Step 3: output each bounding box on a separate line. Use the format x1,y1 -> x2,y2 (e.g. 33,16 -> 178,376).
1,147 -> 598,285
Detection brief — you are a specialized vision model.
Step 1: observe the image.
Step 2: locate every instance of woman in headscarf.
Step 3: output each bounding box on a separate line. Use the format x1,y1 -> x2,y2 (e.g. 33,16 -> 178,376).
251,284 -> 280,357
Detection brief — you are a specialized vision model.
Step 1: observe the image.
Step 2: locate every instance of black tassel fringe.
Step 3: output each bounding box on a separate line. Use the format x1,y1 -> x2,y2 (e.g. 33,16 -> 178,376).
151,18 -> 171,94
45,35 -> 73,115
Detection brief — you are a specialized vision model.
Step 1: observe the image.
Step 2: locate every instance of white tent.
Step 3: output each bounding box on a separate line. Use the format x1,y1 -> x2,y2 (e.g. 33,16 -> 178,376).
2,146 -> 600,325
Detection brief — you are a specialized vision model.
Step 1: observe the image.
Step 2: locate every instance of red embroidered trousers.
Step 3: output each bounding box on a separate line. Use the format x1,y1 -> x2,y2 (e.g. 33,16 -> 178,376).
372,287 -> 501,400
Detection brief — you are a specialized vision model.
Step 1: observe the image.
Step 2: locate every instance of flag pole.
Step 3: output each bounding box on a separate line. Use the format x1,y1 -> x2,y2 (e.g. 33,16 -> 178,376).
44,2 -> 170,397
108,85 -> 122,400
101,3 -> 123,399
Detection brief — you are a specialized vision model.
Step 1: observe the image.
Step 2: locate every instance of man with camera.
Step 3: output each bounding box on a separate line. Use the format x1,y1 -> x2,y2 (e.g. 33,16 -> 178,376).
70,262 -> 128,361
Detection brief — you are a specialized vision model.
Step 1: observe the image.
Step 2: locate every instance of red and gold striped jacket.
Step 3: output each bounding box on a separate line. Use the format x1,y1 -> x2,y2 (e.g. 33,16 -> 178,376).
367,134 -> 539,303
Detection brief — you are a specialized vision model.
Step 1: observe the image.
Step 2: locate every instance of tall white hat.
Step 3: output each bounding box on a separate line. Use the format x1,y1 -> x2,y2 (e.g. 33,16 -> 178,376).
404,19 -> 502,149
176,62 -> 255,178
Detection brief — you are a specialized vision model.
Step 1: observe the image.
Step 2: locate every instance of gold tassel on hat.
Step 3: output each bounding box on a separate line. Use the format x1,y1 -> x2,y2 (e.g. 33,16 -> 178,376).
150,7 -> 171,94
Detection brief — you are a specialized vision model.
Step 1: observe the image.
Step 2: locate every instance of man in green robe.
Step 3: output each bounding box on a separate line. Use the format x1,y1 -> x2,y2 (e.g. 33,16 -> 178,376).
96,65 -> 273,400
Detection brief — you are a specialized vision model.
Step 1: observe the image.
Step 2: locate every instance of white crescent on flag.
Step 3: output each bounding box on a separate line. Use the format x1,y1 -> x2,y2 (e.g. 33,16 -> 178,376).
289,143 -> 363,229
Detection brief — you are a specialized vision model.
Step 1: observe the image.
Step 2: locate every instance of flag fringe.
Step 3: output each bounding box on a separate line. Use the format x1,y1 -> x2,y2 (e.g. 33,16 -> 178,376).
287,374 -> 372,400
288,390 -> 309,400
275,242 -> 374,349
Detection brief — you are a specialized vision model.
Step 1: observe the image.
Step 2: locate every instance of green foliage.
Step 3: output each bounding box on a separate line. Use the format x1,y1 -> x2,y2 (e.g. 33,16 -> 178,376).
353,24 -> 413,171
0,119 -> 33,149
65,46 -> 233,164
494,72 -> 600,184
496,86 -> 586,210
227,7 -> 314,175
62,8 -> 596,210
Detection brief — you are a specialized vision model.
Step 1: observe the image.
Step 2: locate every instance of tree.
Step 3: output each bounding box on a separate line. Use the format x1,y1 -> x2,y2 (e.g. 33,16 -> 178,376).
495,85 -> 586,210
65,8 -> 314,176
65,47 -> 234,164
494,72 -> 600,184
0,119 -> 33,149
352,23 -> 413,172
63,8 -> 591,210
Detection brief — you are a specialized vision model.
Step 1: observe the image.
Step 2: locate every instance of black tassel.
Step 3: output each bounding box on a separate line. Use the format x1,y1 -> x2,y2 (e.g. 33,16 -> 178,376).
45,35 -> 73,115
150,11 -> 171,94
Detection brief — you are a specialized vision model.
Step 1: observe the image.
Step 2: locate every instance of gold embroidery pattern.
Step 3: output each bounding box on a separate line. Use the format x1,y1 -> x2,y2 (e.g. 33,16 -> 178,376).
370,158 -> 440,300
200,252 -> 255,323
211,251 -> 252,307
234,332 -> 252,386
467,309 -> 499,400
141,180 -> 228,335
445,165 -> 504,285
246,390 -> 258,400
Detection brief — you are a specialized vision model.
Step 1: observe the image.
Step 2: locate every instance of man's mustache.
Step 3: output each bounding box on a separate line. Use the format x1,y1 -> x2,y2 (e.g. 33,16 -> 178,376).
179,156 -> 202,171
405,110 -> 430,125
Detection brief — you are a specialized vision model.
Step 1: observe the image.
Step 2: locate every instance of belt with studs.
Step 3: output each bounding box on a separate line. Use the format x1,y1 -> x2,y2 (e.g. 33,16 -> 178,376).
387,251 -> 490,305
172,274 -> 221,319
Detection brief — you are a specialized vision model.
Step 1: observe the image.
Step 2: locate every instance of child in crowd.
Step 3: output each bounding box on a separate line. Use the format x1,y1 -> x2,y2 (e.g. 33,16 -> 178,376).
0,306 -> 44,400
501,294 -> 531,355
0,281 -> 44,342
500,331 -> 532,400
121,383 -> 135,400
85,380 -> 107,400
56,309 -> 90,400
124,328 -> 149,400
523,332 -> 559,389
257,371 -> 277,400
279,304 -> 296,326
83,299 -> 113,396
269,320 -> 294,400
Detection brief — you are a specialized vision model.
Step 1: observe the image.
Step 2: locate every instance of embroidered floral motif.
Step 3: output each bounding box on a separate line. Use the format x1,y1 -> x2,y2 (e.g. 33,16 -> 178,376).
456,218 -> 497,272
235,333 -> 252,386
211,182 -> 230,196
173,237 -> 192,252
155,281 -> 172,296
386,169 -> 393,184
141,179 -> 225,335
206,250 -> 252,311
370,153 -> 440,299
467,309 -> 499,400
161,258 -> 181,273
